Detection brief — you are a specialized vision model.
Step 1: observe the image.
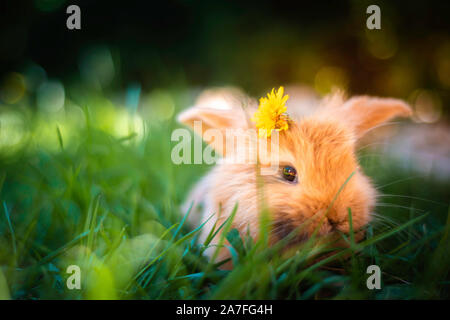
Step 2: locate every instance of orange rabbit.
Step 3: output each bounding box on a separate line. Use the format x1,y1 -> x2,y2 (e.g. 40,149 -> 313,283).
178,87 -> 412,264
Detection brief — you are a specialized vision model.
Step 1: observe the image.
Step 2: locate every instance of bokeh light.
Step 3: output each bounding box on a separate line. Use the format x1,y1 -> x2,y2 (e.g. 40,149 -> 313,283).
141,90 -> 175,122
79,46 -> 115,90
365,29 -> 398,60
0,72 -> 26,104
409,89 -> 443,124
114,110 -> 145,141
37,80 -> 65,113
0,110 -> 28,152
377,64 -> 417,96
23,63 -> 47,92
314,66 -> 348,95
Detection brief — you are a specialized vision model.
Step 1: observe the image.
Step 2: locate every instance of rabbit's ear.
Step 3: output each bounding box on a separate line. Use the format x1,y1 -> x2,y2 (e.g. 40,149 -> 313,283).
337,96 -> 412,138
177,105 -> 252,155
178,106 -> 249,134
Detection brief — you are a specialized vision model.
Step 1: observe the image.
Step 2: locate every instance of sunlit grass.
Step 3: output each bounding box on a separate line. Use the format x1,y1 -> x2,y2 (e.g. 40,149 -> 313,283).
0,88 -> 449,300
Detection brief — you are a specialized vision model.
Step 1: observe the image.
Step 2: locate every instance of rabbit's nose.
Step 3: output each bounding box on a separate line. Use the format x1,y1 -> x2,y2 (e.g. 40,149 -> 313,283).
316,207 -> 341,229
328,218 -> 338,229
327,216 -> 345,231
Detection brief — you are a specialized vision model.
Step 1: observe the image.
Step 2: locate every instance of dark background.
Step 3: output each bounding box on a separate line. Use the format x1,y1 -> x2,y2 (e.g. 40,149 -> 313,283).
1,0 -> 449,100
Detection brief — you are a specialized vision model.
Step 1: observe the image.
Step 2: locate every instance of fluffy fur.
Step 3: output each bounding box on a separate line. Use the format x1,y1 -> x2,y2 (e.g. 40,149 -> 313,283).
178,89 -> 412,264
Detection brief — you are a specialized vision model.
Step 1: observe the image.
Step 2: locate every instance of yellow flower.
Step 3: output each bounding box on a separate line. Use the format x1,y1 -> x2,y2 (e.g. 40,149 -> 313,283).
251,86 -> 290,138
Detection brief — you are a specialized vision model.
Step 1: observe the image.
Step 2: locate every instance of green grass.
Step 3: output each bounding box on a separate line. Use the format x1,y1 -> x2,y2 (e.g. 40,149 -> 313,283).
0,88 -> 449,300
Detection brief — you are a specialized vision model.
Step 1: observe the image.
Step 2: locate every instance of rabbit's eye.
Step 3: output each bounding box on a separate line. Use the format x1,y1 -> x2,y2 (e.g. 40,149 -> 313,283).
282,166 -> 297,182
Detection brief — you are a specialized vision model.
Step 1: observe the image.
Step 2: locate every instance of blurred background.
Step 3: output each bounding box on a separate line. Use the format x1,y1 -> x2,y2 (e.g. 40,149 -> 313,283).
0,0 -> 449,299
2,0 -> 450,103
1,0 -> 450,175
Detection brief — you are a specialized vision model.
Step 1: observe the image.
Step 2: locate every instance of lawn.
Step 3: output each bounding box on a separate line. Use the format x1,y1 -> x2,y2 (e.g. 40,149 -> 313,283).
0,87 -> 448,300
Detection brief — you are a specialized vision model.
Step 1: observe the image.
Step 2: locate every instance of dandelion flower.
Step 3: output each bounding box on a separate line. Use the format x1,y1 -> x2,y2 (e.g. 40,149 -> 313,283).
252,86 -> 290,138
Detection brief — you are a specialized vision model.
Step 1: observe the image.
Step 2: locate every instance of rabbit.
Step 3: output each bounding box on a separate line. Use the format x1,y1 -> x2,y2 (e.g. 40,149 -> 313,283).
177,87 -> 412,266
